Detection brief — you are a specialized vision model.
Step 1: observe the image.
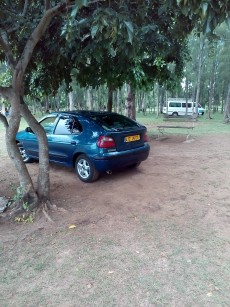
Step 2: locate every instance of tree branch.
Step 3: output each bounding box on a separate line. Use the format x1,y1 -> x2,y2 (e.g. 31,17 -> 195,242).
45,0 -> 51,11
22,0 -> 29,16
15,3 -> 65,82
14,0 -> 105,81
0,29 -> 16,70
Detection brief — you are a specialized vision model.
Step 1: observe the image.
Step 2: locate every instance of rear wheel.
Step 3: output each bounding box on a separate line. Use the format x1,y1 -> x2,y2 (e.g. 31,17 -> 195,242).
75,154 -> 99,183
172,112 -> 178,117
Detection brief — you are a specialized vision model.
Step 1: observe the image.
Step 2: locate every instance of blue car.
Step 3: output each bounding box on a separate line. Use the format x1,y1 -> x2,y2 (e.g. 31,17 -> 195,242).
16,111 -> 150,182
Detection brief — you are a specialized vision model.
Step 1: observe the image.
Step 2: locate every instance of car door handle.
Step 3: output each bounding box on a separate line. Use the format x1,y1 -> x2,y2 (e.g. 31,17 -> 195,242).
71,141 -> 76,145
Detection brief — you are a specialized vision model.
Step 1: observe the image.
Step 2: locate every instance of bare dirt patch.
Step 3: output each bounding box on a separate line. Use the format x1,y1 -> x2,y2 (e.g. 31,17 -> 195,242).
1,133 -> 230,306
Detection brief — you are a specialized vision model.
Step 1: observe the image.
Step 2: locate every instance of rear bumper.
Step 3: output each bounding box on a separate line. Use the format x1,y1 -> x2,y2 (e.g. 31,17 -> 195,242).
92,143 -> 150,173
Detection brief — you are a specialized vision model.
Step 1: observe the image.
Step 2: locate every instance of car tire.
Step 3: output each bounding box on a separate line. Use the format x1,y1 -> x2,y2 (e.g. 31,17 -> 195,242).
172,112 -> 178,117
17,142 -> 33,163
75,154 -> 99,183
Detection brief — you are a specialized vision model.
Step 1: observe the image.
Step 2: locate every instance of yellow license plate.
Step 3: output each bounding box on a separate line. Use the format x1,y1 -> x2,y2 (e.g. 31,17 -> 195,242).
125,135 -> 140,142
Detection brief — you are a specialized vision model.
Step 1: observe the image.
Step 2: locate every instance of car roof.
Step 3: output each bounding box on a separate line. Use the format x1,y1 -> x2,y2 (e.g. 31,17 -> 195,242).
50,110 -> 113,117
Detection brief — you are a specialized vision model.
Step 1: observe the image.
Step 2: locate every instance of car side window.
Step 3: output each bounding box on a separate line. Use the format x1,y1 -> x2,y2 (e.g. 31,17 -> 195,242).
54,117 -> 83,135
40,116 -> 57,134
72,119 -> 83,134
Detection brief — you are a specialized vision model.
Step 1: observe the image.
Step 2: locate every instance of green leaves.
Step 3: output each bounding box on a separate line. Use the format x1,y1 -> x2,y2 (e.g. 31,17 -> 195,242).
4,0 -> 228,99
71,6 -> 78,18
71,0 -> 89,18
91,24 -> 99,38
76,0 -> 89,8
124,21 -> 134,44
177,0 -> 229,33
201,2 -> 208,18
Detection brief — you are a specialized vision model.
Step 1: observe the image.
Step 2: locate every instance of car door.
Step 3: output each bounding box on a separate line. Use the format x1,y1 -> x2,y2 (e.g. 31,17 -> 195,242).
23,115 -> 57,159
47,115 -> 83,166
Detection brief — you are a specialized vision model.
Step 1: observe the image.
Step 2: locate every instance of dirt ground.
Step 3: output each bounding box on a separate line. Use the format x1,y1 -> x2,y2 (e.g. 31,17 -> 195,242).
1,132 -> 230,306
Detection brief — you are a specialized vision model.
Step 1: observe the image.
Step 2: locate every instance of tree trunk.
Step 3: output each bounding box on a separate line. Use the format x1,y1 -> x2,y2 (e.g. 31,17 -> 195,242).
156,83 -> 160,117
86,87 -> 93,110
0,2 -> 78,215
159,85 -> 166,114
207,58 -> 217,119
5,92 -> 38,209
195,35 -> 205,114
125,84 -> 136,120
20,100 -> 50,202
44,97 -> 49,113
221,85 -> 225,113
185,75 -> 189,115
68,91 -> 74,111
117,89 -> 122,114
113,90 -> 118,113
107,86 -> 113,112
224,83 -> 230,123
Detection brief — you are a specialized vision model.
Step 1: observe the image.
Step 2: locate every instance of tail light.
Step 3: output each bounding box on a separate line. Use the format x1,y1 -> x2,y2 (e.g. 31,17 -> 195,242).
143,131 -> 149,142
97,136 -> 116,148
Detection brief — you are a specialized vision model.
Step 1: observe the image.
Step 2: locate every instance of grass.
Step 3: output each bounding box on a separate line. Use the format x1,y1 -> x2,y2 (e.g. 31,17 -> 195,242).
136,111 -> 230,136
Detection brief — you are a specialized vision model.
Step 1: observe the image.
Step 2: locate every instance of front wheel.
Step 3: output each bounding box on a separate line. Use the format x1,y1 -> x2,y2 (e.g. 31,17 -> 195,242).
172,112 -> 178,117
75,154 -> 99,183
17,143 -> 33,163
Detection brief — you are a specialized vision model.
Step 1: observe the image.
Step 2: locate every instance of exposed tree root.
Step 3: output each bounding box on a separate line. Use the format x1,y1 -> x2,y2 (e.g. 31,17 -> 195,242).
41,200 -> 68,213
1,197 -> 68,223
41,207 -> 54,223
0,199 -> 36,220
37,200 -> 67,222
35,200 -> 54,222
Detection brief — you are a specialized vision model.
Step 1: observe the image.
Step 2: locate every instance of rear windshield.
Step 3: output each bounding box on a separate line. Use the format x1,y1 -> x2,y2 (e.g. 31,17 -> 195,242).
90,113 -> 139,131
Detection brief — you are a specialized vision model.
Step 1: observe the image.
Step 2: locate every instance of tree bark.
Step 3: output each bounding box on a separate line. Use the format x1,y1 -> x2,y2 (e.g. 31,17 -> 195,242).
224,83 -> 230,123
113,90 -> 118,113
5,91 -> 38,208
125,84 -> 136,120
86,87 -> 93,110
107,86 -> 113,112
68,91 -> 75,111
156,83 -> 160,117
195,35 -> 205,115
207,58 -> 217,119
20,100 -> 50,202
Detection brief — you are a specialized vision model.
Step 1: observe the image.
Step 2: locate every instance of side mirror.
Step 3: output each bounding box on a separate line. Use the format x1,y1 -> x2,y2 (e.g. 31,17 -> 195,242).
25,127 -> 33,133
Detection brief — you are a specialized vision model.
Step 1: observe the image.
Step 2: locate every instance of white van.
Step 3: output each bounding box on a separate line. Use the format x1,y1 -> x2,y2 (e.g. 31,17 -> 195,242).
163,99 -> 204,116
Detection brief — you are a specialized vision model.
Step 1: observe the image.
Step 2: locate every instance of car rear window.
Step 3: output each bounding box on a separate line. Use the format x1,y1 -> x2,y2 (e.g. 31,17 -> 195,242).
90,114 -> 139,131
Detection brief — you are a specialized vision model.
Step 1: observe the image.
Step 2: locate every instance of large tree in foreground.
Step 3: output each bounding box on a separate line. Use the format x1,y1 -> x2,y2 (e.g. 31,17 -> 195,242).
0,1 -> 89,217
0,0 -> 229,217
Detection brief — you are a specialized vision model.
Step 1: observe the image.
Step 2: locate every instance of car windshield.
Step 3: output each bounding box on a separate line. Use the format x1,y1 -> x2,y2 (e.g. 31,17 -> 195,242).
90,113 -> 138,131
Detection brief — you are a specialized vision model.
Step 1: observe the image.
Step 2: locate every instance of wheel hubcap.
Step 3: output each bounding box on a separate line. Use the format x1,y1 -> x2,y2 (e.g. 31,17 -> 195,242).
77,159 -> 90,179
19,146 -> 28,161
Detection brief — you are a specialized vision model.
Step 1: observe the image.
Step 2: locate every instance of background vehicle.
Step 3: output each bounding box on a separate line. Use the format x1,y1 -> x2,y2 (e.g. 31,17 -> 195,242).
163,98 -> 205,116
16,111 -> 150,182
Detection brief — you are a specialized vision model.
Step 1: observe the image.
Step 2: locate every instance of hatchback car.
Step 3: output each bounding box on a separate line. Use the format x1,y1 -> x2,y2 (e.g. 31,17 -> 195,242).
16,111 -> 150,182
